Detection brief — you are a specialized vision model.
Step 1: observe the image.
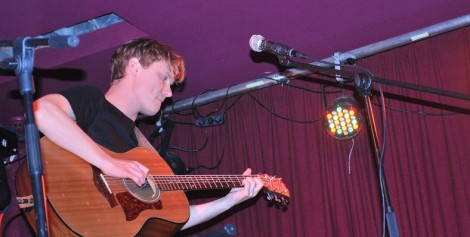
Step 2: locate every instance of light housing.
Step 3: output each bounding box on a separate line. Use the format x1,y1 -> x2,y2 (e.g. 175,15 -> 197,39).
324,95 -> 362,140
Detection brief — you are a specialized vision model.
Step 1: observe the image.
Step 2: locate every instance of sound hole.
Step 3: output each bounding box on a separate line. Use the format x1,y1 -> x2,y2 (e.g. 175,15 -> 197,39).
123,176 -> 161,203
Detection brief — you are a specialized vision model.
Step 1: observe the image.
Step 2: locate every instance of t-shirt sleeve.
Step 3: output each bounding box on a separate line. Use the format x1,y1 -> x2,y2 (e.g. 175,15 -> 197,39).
58,86 -> 104,132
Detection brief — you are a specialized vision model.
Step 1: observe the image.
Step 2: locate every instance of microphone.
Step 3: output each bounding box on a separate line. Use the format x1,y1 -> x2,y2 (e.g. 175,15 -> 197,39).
249,34 -> 309,59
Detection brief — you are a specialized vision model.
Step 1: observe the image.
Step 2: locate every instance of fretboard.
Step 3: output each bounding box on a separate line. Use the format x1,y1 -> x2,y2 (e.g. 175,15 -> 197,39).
149,175 -> 254,191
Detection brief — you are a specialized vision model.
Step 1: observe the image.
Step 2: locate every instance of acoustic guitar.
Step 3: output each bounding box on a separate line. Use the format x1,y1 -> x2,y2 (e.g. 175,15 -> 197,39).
16,137 -> 290,237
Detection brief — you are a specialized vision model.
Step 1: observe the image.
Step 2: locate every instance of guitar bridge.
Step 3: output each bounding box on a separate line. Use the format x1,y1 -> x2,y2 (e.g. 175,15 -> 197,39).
92,166 -> 118,208
99,173 -> 113,194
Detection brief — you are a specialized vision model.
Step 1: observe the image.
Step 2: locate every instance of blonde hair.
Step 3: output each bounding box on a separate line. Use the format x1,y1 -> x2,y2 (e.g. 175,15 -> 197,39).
110,38 -> 185,83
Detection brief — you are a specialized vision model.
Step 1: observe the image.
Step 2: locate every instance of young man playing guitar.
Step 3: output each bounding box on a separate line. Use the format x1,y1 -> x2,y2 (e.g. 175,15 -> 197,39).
30,38 -> 265,236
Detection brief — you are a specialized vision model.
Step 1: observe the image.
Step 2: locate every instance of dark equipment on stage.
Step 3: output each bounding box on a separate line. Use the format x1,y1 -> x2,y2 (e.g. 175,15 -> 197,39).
0,158 -> 11,211
201,223 -> 236,237
0,126 -> 16,211
0,126 -> 18,157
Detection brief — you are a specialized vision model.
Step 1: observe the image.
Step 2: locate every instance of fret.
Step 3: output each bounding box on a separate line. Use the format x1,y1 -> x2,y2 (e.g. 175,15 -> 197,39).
175,176 -> 183,190
204,176 -> 212,189
151,175 -> 260,191
181,176 -> 190,190
216,176 -> 223,188
223,176 -> 231,188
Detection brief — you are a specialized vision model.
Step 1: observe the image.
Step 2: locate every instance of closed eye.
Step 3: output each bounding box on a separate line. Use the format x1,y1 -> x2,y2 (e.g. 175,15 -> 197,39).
163,76 -> 175,86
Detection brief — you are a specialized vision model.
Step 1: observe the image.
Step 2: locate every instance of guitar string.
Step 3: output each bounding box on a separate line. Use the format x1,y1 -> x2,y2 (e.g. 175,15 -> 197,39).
100,175 -> 284,190
101,175 -> 262,185
102,175 -> 260,181
106,176 -> 248,191
99,175 -> 289,198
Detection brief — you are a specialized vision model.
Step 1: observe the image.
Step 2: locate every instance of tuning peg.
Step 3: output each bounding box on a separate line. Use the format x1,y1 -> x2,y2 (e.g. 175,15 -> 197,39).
265,192 -> 274,201
281,197 -> 289,206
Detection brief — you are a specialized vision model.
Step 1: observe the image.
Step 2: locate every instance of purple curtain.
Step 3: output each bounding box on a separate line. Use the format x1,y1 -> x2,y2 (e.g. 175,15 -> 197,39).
145,26 -> 470,237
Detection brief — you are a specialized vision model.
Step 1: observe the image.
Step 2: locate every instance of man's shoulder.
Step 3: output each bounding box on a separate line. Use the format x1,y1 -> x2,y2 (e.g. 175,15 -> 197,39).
60,85 -> 102,94
59,85 -> 104,100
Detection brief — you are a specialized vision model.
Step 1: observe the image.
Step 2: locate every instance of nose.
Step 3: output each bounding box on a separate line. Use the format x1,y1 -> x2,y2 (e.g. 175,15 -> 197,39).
162,83 -> 173,98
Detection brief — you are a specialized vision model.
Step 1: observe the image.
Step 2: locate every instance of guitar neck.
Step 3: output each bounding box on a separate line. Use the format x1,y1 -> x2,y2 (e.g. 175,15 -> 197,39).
150,175 -> 251,191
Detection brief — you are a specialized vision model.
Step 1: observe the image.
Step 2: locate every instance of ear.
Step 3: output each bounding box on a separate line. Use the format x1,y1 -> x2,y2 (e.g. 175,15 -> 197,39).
127,58 -> 141,77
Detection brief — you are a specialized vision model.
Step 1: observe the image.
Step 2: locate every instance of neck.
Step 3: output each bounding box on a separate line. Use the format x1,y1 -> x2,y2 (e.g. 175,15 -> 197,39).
105,82 -> 139,121
148,175 -> 250,191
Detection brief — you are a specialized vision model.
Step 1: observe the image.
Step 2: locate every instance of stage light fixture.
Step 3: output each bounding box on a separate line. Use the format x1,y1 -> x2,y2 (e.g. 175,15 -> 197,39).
324,95 -> 362,140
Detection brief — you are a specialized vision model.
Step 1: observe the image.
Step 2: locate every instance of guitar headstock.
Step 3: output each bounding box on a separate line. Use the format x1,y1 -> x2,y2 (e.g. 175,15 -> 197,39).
257,173 -> 290,206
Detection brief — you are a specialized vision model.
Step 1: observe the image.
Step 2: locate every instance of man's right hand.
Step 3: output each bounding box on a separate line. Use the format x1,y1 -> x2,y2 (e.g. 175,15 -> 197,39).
101,157 -> 149,186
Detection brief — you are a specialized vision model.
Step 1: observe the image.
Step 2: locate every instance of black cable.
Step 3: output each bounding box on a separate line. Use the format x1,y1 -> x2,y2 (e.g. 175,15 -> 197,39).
220,85 -> 239,115
168,126 -> 209,153
191,88 -> 219,118
205,85 -> 234,117
282,80 -> 340,94
1,202 -> 33,237
190,118 -> 229,171
352,67 -> 389,237
376,84 -> 387,164
247,93 -> 321,123
376,104 -> 459,116
222,94 -> 243,115
189,85 -> 238,171
376,82 -> 388,237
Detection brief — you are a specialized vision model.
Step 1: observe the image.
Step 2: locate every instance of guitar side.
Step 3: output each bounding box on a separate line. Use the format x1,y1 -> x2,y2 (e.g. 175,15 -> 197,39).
16,137 -> 189,237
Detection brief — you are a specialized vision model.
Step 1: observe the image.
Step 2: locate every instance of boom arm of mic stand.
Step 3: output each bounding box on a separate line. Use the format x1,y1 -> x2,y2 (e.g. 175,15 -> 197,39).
279,57 -> 470,101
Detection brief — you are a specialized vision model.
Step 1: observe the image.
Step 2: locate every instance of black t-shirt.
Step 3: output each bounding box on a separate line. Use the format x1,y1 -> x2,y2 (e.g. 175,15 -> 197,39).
59,86 -> 138,153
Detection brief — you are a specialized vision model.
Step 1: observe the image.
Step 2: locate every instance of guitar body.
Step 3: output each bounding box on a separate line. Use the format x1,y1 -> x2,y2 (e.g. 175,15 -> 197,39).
16,137 -> 189,237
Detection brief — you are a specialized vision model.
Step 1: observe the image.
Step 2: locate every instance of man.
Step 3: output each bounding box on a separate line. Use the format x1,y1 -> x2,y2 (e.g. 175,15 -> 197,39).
33,38 -> 264,235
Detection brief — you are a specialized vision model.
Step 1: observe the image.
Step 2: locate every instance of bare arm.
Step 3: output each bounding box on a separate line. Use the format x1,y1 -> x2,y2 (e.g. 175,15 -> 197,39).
34,94 -> 148,186
181,168 -> 264,230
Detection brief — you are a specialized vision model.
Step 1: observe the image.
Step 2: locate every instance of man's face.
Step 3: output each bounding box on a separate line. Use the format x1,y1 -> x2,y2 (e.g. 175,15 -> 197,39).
134,60 -> 174,116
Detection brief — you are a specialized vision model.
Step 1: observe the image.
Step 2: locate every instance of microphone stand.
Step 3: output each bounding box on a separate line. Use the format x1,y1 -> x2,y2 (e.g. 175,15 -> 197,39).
276,55 -> 470,237
0,35 -> 79,237
354,72 -> 399,237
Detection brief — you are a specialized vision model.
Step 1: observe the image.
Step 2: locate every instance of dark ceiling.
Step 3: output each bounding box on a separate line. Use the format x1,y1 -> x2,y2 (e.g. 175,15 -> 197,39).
1,1 -> 470,123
